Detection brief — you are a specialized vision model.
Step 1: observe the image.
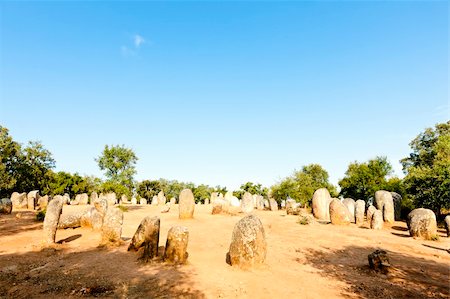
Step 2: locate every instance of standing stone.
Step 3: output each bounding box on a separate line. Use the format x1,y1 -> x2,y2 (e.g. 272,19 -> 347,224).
227,215 -> 266,269
11,192 -> 27,209
131,197 -> 137,205
157,191 -> 166,205
281,200 -> 286,209
161,205 -> 170,213
342,198 -> 356,222
224,191 -> 233,202
79,193 -> 89,205
312,188 -> 331,221
178,189 -> 195,219
329,199 -> 351,225
229,196 -> 240,207
269,198 -> 278,211
43,196 -> 64,245
91,198 -> 108,230
210,192 -> 219,203
406,208 -> 437,240
444,215 -> 450,237
128,216 -> 160,261
286,199 -> 300,215
140,198 -> 147,205
204,198 -> 209,205
241,192 -> 254,214
90,191 -> 98,204
72,194 -> 81,205
367,205 -> 377,223
390,192 -> 402,221
79,207 -> 104,230
355,200 -> 366,226
37,195 -> 49,210
105,192 -> 117,206
256,195 -> 265,210
374,190 -> 395,223
27,190 -> 39,210
212,199 -> 230,215
151,196 -> 158,205
101,207 -> 124,244
120,194 -> 128,204
63,193 -> 71,205
164,226 -> 189,264
0,198 -> 12,214
371,210 -> 384,230
170,197 -> 176,205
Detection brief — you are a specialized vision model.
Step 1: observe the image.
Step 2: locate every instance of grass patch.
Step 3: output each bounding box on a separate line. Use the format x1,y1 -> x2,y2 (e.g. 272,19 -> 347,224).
117,205 -> 129,212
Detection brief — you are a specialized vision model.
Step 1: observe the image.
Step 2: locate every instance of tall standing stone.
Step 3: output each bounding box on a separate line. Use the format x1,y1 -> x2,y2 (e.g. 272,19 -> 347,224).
371,210 -> 384,230
170,197 -> 176,205
241,192 -> 254,214
37,195 -> 49,210
11,192 -> 27,209
444,215 -> 450,237
105,192 -> 117,206
367,205 -> 377,223
151,196 -> 158,205
0,198 -> 12,214
329,199 -> 351,225
342,198 -> 356,222
269,198 -> 278,211
27,190 -> 39,210
43,196 -> 64,245
79,193 -> 89,205
374,190 -> 395,223
355,200 -> 366,226
157,191 -> 166,205
90,191 -> 98,204
101,207 -> 124,244
390,192 -> 402,221
164,226 -> 189,264
227,215 -> 267,269
140,198 -> 147,205
406,208 -> 437,240
128,216 -> 160,261
312,188 -> 331,221
178,189 -> 195,219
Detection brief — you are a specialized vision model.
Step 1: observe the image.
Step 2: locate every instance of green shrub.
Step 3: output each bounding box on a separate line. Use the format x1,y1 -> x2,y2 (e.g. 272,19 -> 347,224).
117,205 -> 128,212
36,210 -> 46,221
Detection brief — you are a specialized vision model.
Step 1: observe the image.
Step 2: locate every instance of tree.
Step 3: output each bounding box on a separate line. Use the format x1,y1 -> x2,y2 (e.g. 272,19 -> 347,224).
338,156 -> 397,201
401,121 -> 450,216
46,171 -> 100,198
136,180 -> 162,199
233,182 -> 268,199
96,145 -> 138,196
271,164 -> 337,206
0,126 -> 22,197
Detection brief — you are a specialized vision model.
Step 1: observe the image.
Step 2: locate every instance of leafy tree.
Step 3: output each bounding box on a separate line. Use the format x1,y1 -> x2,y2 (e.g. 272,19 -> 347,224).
193,184 -> 211,203
96,145 -> 138,196
46,171 -> 101,198
233,182 -> 268,199
271,164 -> 337,206
0,126 -> 22,197
401,121 -> 450,216
338,156 -> 397,201
136,180 -> 162,199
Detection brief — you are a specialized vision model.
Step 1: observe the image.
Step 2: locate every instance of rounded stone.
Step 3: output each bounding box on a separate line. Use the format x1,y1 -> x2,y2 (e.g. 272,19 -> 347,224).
164,226 -> 189,264
312,188 -> 331,221
406,208 -> 437,240
178,189 -> 195,219
329,199 -> 351,225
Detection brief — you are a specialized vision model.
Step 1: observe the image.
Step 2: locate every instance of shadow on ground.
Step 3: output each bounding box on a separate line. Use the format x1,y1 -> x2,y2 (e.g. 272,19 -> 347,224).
300,245 -> 449,299
0,211 -> 42,237
0,244 -> 205,298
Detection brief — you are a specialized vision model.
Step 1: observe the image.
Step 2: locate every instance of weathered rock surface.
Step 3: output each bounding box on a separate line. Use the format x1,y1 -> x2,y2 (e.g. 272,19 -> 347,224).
128,216 -> 160,261
241,192 -> 254,214
27,190 -> 39,210
367,205 -> 377,223
445,215 -> 450,237
329,199 -> 351,225
286,199 -> 301,215
407,208 -> 437,240
164,226 -> 189,264
43,196 -> 64,245
375,190 -> 395,223
37,195 -> 49,210
342,198 -> 356,222
140,198 -> 147,205
151,196 -> 158,205
11,192 -> 27,209
161,205 -> 170,213
101,207 -> 124,243
368,249 -> 390,273
178,189 -> 195,219
355,200 -> 366,226
105,193 -> 117,206
227,215 -> 266,269
0,198 -> 12,214
157,191 -> 166,205
371,210 -> 383,230
312,188 -> 331,221
390,192 -> 402,221
269,198 -> 278,211
212,199 -> 230,215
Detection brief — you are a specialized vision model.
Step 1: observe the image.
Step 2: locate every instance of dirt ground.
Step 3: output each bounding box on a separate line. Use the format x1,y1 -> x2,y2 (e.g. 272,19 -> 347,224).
0,204 -> 449,299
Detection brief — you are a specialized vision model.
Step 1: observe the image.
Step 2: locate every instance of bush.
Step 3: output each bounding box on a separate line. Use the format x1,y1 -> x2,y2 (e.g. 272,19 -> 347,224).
117,205 -> 128,212
36,209 -> 46,221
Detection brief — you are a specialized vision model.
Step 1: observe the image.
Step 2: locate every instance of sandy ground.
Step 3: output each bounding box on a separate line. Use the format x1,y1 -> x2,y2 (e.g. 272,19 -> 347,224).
0,204 -> 449,299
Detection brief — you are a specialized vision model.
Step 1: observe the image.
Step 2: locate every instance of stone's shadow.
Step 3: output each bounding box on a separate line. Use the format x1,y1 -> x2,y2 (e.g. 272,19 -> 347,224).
392,225 -> 409,232
57,234 -> 82,244
0,211 -> 42,237
422,244 -> 450,253
225,252 -> 231,266
0,246 -> 205,298
301,245 -> 449,299
391,232 -> 410,238
122,205 -> 146,211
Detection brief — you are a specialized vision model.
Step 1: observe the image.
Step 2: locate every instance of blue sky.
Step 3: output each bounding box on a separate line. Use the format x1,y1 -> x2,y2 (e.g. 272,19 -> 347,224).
0,1 -> 448,190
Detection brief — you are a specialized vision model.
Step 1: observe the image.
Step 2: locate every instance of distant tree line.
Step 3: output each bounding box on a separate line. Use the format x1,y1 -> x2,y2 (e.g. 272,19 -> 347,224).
1,121 -> 448,216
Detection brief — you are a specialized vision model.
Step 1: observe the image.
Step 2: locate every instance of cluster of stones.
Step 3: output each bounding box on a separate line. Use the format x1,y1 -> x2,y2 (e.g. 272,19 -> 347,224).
128,216 -> 189,264
210,191 -> 278,216
42,196 -> 124,246
307,188 -> 443,240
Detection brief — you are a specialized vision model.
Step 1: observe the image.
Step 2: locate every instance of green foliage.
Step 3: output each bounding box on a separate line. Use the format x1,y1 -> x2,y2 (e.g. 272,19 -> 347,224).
338,156 -> 400,202
402,121 -> 450,216
36,209 -> 46,221
117,205 -> 129,212
0,126 -> 22,196
271,164 -> 337,206
96,145 -> 138,196
136,180 -> 162,199
233,182 -> 268,199
46,171 -> 101,198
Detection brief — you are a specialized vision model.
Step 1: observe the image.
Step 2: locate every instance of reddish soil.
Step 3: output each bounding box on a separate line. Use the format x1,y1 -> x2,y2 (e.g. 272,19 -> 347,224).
1,205 -> 449,298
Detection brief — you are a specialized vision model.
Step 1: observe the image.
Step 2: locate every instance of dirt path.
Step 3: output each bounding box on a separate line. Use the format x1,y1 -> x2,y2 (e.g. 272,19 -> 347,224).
1,205 -> 449,298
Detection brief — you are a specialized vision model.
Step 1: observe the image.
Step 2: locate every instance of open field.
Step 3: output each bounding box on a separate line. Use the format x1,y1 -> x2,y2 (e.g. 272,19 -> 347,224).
1,205 -> 449,299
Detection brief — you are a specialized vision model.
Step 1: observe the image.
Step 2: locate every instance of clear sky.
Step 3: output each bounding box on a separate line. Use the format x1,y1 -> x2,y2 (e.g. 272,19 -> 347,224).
0,1 -> 448,190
